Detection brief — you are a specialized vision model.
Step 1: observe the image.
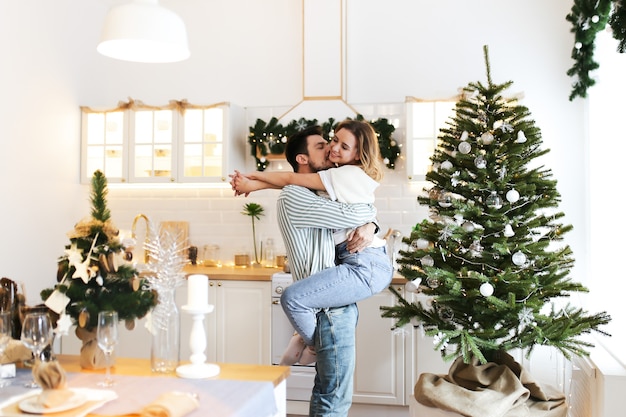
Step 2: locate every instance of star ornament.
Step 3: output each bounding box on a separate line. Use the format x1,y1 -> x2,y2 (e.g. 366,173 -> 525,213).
72,258 -> 92,284
54,312 -> 73,336
64,243 -> 83,266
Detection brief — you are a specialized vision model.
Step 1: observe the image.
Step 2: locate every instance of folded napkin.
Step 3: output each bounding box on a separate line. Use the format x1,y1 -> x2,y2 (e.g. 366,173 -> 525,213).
30,358 -> 73,409
140,392 -> 200,417
0,339 -> 31,364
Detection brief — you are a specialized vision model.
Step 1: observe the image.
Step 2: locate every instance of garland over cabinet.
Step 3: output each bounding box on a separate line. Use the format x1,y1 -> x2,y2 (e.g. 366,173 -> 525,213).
80,100 -> 245,184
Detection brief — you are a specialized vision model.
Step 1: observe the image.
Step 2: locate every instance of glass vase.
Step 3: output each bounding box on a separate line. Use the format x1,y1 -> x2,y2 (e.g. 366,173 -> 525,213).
150,286 -> 180,373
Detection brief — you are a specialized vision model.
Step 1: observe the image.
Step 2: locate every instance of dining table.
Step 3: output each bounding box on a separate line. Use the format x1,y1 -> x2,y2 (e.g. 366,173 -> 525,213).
0,355 -> 290,417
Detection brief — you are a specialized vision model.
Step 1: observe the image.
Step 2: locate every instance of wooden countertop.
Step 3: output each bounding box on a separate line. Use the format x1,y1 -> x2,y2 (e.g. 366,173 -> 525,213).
182,265 -> 406,284
55,355 -> 290,387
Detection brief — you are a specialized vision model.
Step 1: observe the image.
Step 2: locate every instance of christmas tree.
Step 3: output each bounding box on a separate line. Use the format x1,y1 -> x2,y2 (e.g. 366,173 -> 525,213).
381,46 -> 610,364
41,170 -> 157,332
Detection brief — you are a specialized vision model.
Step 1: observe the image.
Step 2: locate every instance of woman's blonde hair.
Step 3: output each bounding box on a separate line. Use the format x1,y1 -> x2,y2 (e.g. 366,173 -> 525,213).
334,119 -> 384,182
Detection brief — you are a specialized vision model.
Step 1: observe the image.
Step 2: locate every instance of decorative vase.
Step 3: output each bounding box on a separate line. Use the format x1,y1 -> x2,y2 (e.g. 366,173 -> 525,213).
75,326 -> 111,370
150,285 -> 180,373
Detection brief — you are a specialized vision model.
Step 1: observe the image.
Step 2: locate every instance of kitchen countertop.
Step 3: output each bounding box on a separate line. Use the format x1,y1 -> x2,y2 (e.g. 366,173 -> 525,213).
183,264 -> 406,284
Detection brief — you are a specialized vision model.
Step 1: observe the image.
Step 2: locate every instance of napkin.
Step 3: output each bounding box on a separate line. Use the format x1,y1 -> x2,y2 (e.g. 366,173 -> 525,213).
140,392 -> 200,417
0,339 -> 31,364
32,358 -> 72,409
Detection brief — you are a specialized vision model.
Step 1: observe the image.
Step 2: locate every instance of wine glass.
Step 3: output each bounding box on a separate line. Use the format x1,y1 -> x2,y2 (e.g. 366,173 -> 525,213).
0,311 -> 12,388
97,310 -> 118,387
20,311 -> 53,388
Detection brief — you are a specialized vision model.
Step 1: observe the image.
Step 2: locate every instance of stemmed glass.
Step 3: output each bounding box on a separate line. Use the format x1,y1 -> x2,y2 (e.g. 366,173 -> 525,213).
0,311 -> 12,388
96,310 -> 118,387
20,311 -> 53,388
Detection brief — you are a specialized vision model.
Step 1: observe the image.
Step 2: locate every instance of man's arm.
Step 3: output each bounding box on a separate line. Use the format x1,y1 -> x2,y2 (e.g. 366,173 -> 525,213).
347,222 -> 377,253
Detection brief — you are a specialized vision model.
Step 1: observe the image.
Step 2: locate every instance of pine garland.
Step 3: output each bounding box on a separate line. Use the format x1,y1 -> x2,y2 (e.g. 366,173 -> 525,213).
566,0 -> 626,100
248,115 -> 401,171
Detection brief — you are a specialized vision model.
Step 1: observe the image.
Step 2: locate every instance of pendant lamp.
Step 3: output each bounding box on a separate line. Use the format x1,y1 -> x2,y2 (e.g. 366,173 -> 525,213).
97,0 -> 190,63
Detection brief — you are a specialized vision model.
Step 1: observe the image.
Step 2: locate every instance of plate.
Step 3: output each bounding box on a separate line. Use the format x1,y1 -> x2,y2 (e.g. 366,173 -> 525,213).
19,391 -> 87,414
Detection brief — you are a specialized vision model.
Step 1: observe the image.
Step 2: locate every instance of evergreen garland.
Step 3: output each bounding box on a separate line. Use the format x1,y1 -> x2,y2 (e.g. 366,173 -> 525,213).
567,0 -> 626,100
381,46 -> 610,364
41,170 -> 157,331
248,115 -> 400,171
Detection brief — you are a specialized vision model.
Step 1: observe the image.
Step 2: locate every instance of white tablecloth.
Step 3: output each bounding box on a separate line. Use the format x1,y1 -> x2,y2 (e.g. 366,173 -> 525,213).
1,367 -> 278,417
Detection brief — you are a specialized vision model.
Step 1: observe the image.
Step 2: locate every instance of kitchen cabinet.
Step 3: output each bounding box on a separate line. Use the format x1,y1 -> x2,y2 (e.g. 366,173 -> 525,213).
58,278 -> 271,367
80,101 -> 245,184
206,279 -> 272,365
353,284 -> 411,405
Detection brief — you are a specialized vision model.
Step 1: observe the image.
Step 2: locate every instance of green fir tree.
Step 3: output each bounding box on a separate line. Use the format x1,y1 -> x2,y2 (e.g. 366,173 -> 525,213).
381,46 -> 611,364
41,170 -> 157,331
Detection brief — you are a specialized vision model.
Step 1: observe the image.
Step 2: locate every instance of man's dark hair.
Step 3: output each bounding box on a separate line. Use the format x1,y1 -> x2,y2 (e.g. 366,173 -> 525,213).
285,125 -> 324,172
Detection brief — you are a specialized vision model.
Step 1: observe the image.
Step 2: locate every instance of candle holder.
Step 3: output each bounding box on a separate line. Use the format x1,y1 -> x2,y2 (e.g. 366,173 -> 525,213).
175,304 -> 220,379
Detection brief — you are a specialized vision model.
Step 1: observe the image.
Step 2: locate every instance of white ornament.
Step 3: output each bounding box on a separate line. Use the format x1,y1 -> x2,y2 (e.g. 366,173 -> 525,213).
474,155 -> 487,169
458,141 -> 471,154
415,238 -> 430,249
441,160 -> 453,171
506,189 -> 520,203
480,132 -> 494,145
515,131 -> 527,143
462,221 -> 475,232
383,157 -> 390,165
460,131 -> 469,141
421,255 -> 434,267
54,313 -> 73,336
591,15 -> 599,23
503,224 -> 515,237
575,42 -> 582,49
480,282 -> 494,297
405,278 -> 422,293
512,251 -> 527,266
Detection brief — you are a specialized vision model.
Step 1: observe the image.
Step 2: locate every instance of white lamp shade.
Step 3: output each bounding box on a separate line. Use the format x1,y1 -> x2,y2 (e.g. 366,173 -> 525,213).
97,0 -> 190,63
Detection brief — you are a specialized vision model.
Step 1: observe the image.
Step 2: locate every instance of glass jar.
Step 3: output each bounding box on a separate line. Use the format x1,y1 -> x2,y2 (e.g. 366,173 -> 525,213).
150,286 -> 180,373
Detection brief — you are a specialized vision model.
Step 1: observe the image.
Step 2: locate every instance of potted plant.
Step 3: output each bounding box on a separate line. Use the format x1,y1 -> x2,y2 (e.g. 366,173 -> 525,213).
241,202 -> 265,267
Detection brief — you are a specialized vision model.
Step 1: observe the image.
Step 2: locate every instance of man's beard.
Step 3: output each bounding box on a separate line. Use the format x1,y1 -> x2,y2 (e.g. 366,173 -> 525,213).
309,160 -> 332,173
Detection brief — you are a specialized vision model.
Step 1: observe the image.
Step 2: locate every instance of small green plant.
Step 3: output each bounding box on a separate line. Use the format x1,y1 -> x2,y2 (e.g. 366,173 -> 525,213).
241,202 -> 265,265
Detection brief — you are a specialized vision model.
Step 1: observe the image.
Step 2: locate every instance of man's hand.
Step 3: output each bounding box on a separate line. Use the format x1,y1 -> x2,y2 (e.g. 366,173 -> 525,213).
346,222 -> 377,253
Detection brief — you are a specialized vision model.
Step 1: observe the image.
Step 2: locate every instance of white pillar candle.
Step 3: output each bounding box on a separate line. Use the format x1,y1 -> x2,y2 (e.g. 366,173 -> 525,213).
187,274 -> 209,308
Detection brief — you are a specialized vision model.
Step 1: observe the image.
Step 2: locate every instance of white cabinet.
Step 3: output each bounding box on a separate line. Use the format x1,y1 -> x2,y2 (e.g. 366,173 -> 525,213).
81,101 -> 245,184
353,284 -> 411,405
205,279 -> 271,365
58,279 -> 271,367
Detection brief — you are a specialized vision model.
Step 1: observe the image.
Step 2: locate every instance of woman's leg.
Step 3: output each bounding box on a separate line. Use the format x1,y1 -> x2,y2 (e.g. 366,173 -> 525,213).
281,243 -> 392,346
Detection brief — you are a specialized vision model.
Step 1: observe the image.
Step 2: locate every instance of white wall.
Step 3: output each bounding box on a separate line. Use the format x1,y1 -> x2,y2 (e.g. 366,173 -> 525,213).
1,0 -> 605,367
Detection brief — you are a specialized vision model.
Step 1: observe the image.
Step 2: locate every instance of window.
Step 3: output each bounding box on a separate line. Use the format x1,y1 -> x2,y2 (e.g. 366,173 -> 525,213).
406,98 -> 456,180
80,101 -> 243,184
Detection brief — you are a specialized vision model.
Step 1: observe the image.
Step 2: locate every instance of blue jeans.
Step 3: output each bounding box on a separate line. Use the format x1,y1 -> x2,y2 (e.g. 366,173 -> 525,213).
281,242 -> 392,346
309,304 -> 358,417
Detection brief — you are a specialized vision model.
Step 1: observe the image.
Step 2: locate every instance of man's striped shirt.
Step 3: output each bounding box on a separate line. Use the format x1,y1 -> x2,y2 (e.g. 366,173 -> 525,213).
277,185 -> 377,281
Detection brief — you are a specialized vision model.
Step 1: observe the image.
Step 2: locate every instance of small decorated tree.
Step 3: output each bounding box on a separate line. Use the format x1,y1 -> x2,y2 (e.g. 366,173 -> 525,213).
41,170 -> 157,367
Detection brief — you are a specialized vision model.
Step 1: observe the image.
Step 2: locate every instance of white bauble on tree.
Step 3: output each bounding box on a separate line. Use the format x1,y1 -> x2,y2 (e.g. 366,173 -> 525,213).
480,282 -> 494,297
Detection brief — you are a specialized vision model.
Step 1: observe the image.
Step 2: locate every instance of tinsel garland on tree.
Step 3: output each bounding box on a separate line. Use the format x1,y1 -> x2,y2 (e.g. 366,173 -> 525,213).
41,170 -> 157,332
567,0 -> 626,100
381,46 -> 611,364
248,114 -> 401,171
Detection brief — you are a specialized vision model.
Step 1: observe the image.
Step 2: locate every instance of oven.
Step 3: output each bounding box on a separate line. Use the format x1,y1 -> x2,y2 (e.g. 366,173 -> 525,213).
271,273 -> 316,401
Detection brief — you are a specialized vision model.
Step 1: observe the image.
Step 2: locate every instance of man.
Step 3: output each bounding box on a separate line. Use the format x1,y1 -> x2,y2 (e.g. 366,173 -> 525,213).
232,125 -> 378,416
